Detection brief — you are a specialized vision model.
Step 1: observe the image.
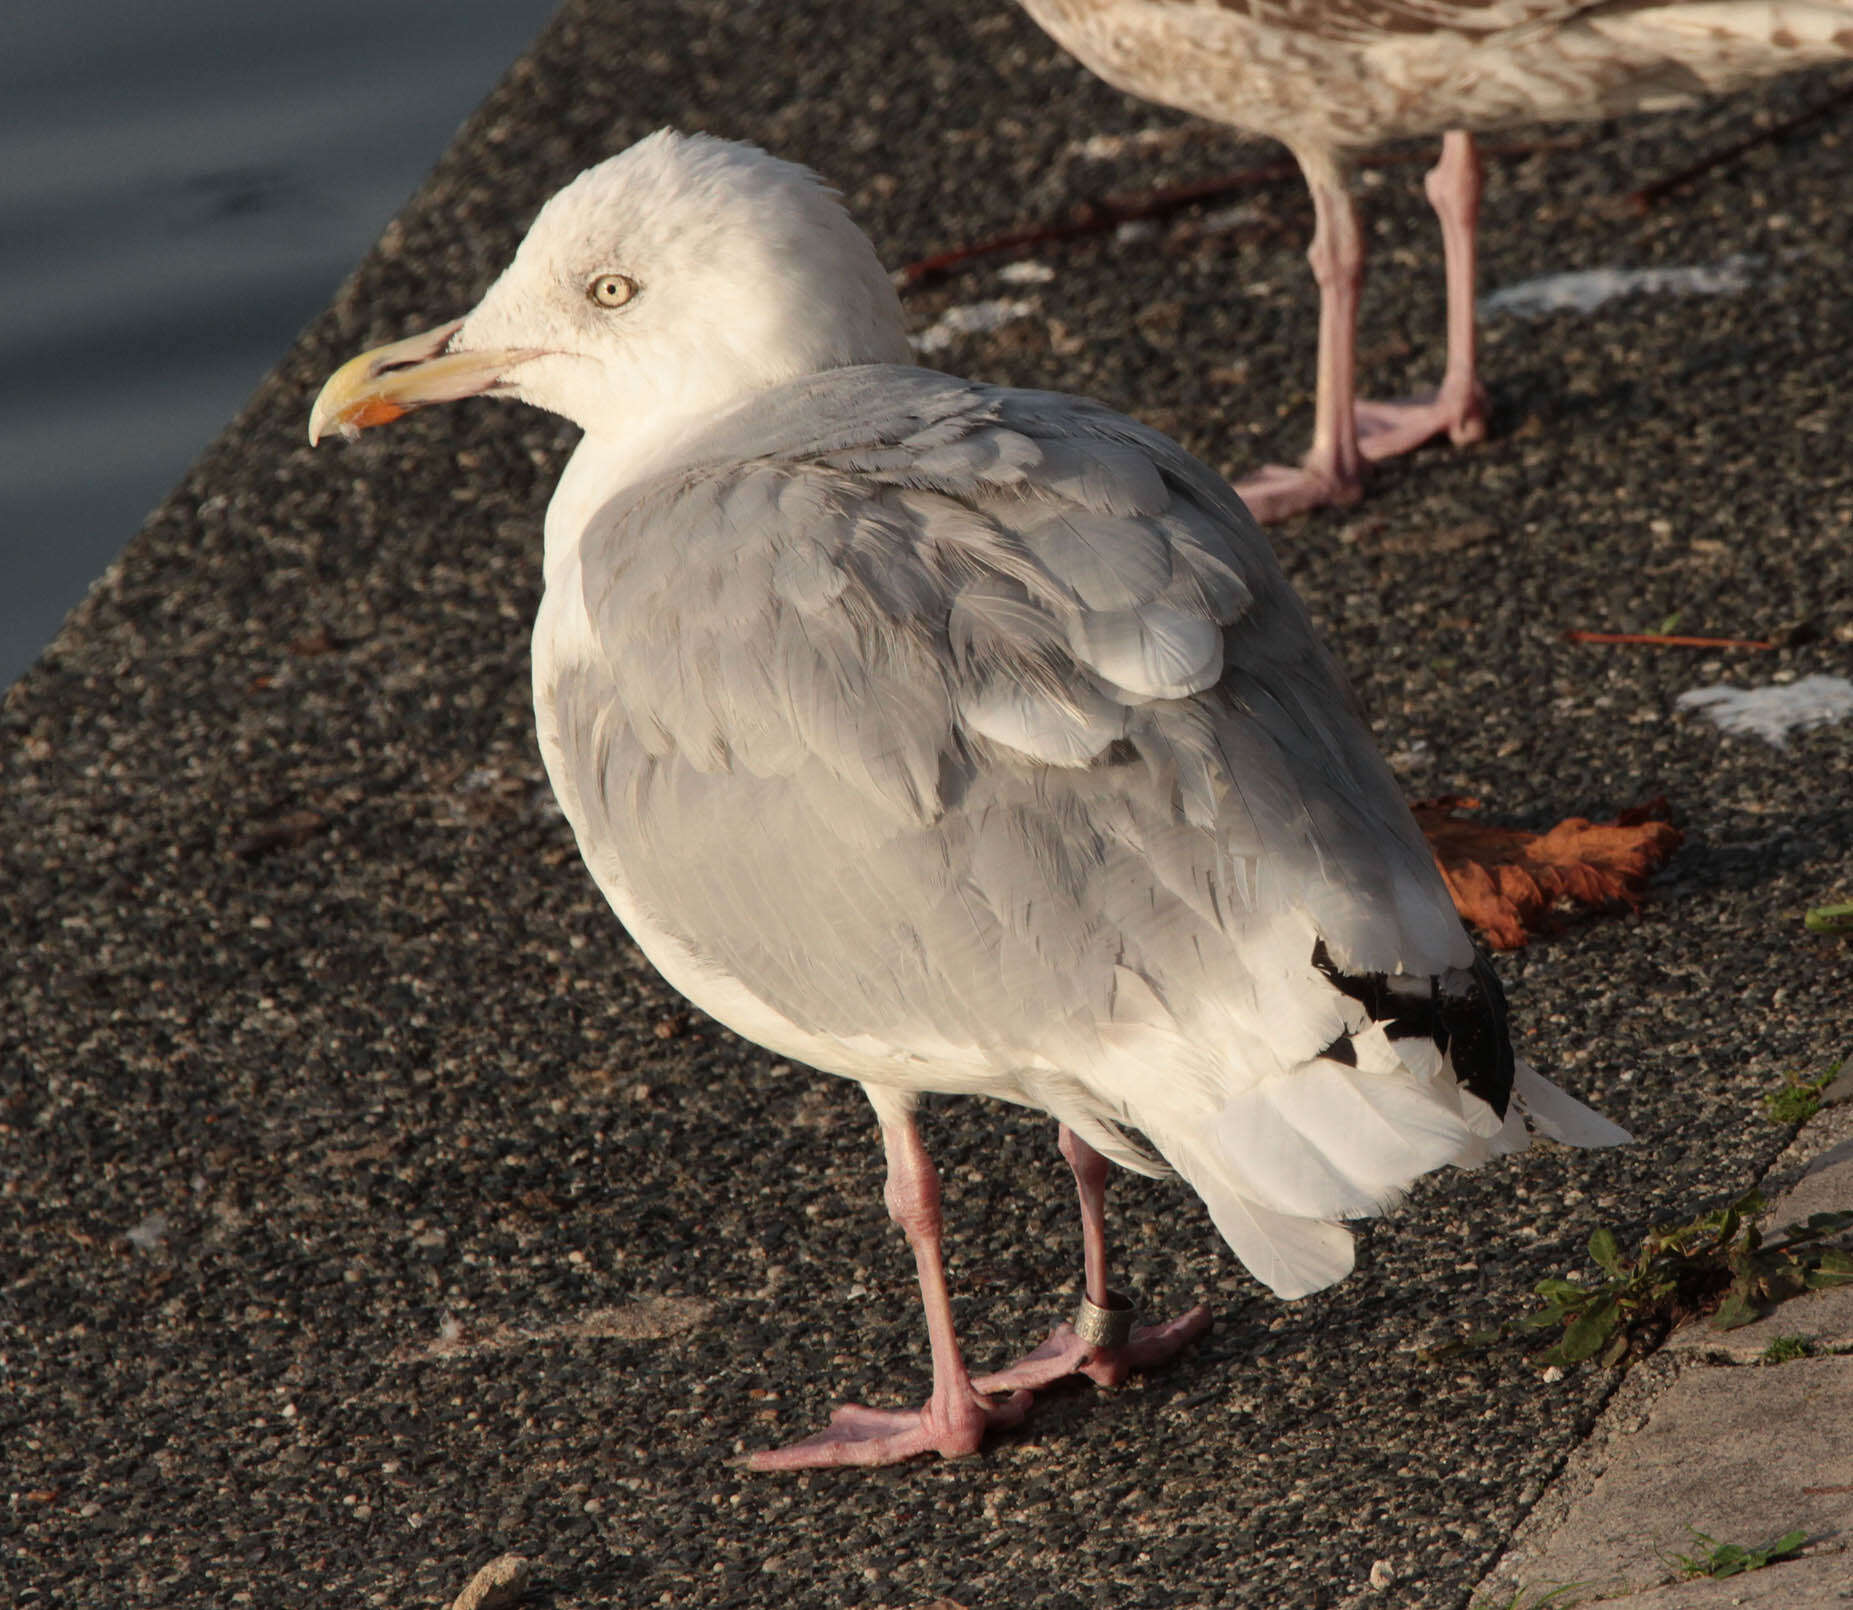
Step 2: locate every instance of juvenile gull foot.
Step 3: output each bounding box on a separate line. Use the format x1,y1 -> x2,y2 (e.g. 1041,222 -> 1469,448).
1355,384 -> 1489,463
1233,460 -> 1364,523
1238,384 -> 1487,523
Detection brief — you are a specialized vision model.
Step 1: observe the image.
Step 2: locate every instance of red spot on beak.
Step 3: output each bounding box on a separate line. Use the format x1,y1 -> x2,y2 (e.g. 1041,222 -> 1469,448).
349,397 -> 409,429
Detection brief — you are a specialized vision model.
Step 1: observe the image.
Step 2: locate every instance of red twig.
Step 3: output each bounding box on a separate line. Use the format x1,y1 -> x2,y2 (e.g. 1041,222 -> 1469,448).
895,138 -> 1582,289
1565,630 -> 1775,650
1626,81 -> 1853,212
895,164 -> 1299,288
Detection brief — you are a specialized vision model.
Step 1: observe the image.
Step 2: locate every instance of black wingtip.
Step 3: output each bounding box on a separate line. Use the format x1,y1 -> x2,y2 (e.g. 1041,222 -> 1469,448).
1310,938 -> 1514,1115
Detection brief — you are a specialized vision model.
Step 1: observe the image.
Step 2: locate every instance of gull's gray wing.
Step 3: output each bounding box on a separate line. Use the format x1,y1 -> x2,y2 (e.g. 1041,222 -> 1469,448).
540,367 -> 1510,1285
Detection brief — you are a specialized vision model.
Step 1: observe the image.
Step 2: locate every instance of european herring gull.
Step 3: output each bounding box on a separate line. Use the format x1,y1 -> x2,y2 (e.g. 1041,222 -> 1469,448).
310,131 -> 1629,1469
1017,0 -> 1853,519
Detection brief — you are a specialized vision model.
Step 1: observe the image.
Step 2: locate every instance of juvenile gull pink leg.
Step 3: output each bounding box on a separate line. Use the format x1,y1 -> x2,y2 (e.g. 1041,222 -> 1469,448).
1354,130 -> 1490,460
1234,149 -> 1370,522
747,1094 -> 1032,1470
973,1126 -> 1211,1394
1234,134 -> 1490,523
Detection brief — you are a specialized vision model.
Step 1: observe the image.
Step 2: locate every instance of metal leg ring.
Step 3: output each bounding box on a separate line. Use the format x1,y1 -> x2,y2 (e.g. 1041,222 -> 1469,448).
1073,1288 -> 1137,1350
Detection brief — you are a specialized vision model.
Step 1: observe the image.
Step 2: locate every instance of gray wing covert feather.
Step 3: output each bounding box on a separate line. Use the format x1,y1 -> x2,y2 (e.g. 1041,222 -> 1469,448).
558,368 -> 1465,1072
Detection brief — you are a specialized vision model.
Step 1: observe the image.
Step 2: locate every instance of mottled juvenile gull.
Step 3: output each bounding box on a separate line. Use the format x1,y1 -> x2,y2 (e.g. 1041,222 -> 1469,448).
310,132 -> 1628,1469
1017,0 -> 1853,519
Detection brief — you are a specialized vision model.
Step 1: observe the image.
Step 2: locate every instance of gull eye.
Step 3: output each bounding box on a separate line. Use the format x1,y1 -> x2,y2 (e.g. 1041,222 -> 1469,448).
588,273 -> 639,309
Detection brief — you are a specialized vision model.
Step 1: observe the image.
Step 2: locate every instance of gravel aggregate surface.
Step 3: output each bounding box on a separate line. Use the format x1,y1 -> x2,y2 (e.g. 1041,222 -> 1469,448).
5,3 -> 1851,1606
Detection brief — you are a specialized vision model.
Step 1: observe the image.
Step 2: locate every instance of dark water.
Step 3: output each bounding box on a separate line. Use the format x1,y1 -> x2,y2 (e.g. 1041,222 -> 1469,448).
0,0 -> 560,689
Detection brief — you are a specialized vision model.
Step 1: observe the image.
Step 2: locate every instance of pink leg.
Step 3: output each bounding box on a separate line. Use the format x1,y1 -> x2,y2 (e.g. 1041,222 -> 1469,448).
1235,149 -> 1371,523
972,1127 -> 1211,1394
746,1098 -> 1031,1470
1354,130 -> 1490,461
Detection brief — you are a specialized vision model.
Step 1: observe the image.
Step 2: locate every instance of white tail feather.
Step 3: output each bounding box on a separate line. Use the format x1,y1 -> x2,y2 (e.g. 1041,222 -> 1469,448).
1513,1060 -> 1633,1147
1090,967 -> 1629,1299
1199,1183 -> 1356,1299
1487,1101 -> 1532,1157
1150,1055 -> 1628,1300
1216,1059 -> 1475,1219
1453,1081 -> 1510,1141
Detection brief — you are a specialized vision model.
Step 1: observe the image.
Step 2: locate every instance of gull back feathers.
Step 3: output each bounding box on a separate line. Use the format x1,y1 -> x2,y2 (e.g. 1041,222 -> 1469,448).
533,365 -> 1627,1301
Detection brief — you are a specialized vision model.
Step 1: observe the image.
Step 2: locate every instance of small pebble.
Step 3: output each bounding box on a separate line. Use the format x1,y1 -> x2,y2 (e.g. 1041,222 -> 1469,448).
450,1553 -> 530,1610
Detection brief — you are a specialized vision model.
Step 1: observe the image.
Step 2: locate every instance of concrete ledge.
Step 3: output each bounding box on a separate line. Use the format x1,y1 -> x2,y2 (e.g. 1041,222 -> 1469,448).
1601,1554 -> 1853,1610
1489,1358 -> 1853,1601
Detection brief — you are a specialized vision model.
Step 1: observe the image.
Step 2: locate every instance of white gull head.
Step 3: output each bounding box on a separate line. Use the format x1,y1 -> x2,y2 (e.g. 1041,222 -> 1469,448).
459,131 -> 911,433
309,130 -> 910,452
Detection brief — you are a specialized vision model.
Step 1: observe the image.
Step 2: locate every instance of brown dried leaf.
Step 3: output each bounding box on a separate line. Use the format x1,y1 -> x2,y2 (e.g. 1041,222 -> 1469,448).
1413,795 -> 1683,949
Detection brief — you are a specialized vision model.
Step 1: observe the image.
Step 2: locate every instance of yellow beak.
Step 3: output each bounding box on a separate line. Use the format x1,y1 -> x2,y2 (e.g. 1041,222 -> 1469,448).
307,320 -> 544,444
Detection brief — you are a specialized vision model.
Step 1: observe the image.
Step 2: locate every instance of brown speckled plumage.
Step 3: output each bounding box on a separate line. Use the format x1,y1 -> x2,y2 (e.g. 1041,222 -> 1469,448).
1028,0 -> 1852,147
1019,0 -> 1853,518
